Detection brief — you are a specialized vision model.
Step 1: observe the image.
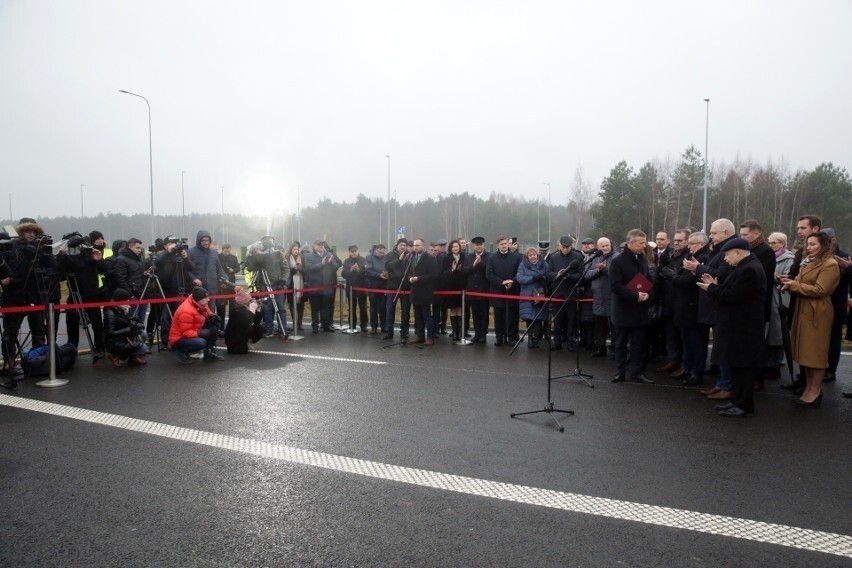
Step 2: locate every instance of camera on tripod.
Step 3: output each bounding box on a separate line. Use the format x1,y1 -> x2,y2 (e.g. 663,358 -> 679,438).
62,232 -> 94,256
164,236 -> 189,254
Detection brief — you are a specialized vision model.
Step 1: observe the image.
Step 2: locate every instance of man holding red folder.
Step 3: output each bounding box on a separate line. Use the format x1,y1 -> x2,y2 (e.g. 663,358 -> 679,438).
609,229 -> 655,384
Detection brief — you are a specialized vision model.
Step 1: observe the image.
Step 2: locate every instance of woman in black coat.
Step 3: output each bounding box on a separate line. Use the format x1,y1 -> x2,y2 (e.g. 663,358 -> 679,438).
225,287 -> 265,354
440,240 -> 466,339
102,289 -> 148,367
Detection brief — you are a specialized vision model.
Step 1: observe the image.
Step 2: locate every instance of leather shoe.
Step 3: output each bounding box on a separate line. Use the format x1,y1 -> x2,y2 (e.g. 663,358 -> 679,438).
707,390 -> 733,400
670,367 -> 688,379
410,337 -> 425,344
494,338 -> 505,346
780,381 -> 804,391
718,406 -> 753,417
424,339 -> 434,346
823,371 -> 836,382
683,375 -> 703,386
655,362 -> 679,373
611,373 -> 626,383
631,374 -> 655,384
382,332 -> 393,340
700,386 -> 721,396
714,402 -> 735,411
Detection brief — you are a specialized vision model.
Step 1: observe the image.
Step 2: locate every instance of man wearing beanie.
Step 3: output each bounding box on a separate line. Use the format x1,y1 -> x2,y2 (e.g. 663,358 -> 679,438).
168,286 -> 224,363
224,287 -> 265,354
102,288 -> 148,366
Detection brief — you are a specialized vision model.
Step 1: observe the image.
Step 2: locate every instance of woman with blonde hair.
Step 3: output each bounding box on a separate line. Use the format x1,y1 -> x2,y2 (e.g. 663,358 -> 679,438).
778,231 -> 840,406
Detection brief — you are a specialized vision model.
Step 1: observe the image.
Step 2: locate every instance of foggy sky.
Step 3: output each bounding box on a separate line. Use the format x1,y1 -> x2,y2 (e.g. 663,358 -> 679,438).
1,0 -> 850,222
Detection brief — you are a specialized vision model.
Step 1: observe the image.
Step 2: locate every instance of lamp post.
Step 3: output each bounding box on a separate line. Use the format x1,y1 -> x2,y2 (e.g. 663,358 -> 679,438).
119,89 -> 155,243
181,171 -> 186,237
80,184 -> 84,218
702,98 -> 710,233
386,155 -> 391,246
543,182 -> 551,242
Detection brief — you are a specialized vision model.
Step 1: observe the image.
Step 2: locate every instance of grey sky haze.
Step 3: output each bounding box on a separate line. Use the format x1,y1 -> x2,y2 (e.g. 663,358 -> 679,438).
1,0 -> 850,221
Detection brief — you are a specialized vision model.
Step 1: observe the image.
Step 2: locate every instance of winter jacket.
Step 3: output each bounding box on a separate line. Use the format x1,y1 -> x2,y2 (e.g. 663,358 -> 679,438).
168,296 -> 213,346
485,251 -> 520,307
112,246 -> 147,298
462,250 -> 490,294
187,230 -> 226,293
103,305 -> 146,356
546,249 -> 585,299
364,248 -> 387,291
516,255 -> 548,322
225,304 -> 264,354
303,249 -> 342,296
609,250 -> 653,328
583,250 -> 615,317
409,252 -> 439,305
342,255 -> 368,296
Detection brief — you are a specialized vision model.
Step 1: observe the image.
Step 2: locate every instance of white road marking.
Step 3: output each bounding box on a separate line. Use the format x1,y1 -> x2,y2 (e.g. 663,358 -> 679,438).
1,394 -> 849,559
243,348 -> 386,365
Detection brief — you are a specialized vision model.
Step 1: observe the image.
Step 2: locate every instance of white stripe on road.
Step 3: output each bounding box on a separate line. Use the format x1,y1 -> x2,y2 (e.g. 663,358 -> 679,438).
244,348 -> 386,365
1,394 -> 849,559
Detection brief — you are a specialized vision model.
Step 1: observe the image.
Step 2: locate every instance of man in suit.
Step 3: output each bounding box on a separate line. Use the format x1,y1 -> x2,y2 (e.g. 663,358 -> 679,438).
697,237 -> 767,417
609,229 -> 655,384
409,238 -> 440,345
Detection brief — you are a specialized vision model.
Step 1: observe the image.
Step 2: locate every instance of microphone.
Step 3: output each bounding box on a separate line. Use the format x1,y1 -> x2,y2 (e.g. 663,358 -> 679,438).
568,259 -> 580,271
590,249 -> 603,259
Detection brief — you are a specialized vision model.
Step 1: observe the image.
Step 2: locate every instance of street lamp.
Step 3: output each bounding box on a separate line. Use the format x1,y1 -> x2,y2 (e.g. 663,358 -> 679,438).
702,98 -> 710,233
181,170 -> 186,237
386,155 -> 391,246
119,89 -> 155,243
80,184 -> 84,218
543,182 -> 551,242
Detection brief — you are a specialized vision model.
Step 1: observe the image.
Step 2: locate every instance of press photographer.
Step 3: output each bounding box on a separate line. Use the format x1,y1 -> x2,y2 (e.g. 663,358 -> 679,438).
1,218 -> 56,367
245,235 -> 290,337
56,231 -> 107,356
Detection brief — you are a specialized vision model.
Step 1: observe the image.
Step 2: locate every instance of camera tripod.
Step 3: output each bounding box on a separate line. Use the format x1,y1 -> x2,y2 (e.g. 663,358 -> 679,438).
139,265 -> 173,352
64,273 -> 98,361
250,268 -> 289,340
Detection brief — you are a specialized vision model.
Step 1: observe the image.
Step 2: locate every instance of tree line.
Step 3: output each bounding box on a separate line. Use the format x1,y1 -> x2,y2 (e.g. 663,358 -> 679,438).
10,149 -> 850,255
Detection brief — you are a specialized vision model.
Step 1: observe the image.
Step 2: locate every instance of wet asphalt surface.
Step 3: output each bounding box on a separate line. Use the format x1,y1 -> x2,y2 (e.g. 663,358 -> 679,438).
1,328 -> 850,567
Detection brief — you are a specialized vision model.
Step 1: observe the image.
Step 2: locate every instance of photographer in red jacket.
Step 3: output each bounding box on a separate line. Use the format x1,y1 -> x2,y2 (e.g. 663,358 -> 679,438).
168,286 -> 224,364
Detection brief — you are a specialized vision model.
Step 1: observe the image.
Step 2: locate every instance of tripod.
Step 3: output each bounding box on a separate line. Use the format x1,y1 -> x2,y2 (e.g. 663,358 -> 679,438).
250,268 -> 288,339
510,259 -> 595,431
383,253 -> 421,349
64,273 -> 97,361
139,266 -> 173,352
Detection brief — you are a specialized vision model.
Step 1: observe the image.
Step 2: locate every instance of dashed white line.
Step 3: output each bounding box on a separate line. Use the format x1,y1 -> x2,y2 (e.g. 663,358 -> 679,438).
1,394 -> 849,559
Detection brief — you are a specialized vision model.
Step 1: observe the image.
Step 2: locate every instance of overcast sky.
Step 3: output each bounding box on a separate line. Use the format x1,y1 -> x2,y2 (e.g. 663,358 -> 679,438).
1,0 -> 850,222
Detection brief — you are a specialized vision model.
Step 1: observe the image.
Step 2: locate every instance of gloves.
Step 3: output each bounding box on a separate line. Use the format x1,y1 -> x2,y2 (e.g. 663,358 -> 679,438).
198,328 -> 212,339
660,267 -> 676,280
131,322 -> 145,332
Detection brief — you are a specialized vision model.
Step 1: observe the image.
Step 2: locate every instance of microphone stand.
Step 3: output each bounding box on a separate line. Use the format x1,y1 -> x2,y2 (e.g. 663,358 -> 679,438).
510,253 -> 599,432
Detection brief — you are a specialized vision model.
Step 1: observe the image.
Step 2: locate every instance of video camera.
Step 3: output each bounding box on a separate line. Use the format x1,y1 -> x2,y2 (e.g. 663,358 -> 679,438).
164,236 -> 189,254
61,232 -> 94,255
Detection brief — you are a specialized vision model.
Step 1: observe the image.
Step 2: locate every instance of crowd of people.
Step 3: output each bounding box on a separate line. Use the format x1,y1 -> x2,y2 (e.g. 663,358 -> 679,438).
0,215 -> 850,415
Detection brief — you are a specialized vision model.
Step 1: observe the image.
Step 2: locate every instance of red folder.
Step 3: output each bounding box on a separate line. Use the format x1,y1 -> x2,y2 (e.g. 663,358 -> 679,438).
626,272 -> 653,294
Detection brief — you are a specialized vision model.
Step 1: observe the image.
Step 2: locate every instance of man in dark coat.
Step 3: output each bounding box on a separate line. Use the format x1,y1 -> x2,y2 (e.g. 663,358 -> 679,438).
303,239 -> 342,332
485,236 -> 521,346
383,238 -> 412,340
672,232 -> 711,386
112,237 -> 151,323
224,287 -> 265,354
545,235 -> 585,350
461,236 -> 490,343
408,238 -> 440,345
341,245 -> 369,332
683,218 -> 737,400
655,229 -> 689,375
364,244 -> 387,334
218,243 -> 241,318
698,238 -> 767,417
822,228 -> 848,383
609,229 -> 655,384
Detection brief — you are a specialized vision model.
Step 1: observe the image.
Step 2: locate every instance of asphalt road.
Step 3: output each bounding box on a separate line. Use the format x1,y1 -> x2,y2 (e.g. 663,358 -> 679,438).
1,330 -> 850,567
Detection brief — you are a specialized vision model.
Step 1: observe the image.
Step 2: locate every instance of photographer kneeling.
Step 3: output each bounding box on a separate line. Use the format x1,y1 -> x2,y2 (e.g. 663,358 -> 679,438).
168,287 -> 224,364
103,289 -> 148,367
224,287 -> 265,354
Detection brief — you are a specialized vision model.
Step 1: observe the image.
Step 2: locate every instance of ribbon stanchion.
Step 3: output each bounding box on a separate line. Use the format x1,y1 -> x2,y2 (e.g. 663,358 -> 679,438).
36,303 -> 68,388
342,285 -> 359,334
336,283 -> 349,331
455,290 -> 472,346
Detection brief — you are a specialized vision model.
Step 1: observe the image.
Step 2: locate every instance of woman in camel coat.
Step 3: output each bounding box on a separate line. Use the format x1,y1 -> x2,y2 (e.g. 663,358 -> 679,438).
779,232 -> 840,406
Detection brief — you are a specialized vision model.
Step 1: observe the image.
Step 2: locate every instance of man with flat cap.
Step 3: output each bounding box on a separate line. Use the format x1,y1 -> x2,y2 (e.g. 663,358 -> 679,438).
697,237 -> 766,417
546,235 -> 584,351
462,236 -> 490,343
538,241 -> 551,263
341,244 -> 368,332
